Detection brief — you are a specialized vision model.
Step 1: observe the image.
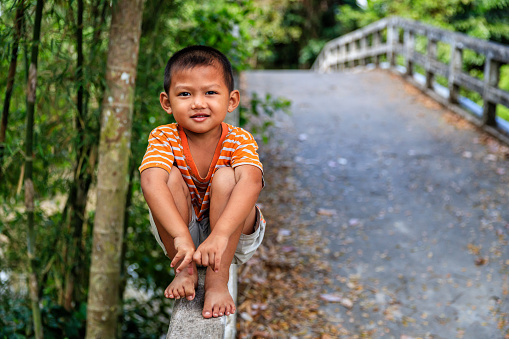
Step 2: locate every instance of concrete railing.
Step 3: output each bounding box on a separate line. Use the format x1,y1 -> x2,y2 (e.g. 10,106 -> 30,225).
313,17 -> 509,143
166,265 -> 237,338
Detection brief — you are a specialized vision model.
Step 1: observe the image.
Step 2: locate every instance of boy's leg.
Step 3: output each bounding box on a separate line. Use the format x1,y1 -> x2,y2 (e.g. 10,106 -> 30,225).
150,166 -> 197,300
203,167 -> 257,318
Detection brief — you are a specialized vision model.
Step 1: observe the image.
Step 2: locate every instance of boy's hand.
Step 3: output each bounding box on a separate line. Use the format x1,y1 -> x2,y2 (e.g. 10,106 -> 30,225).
171,236 -> 195,275
193,234 -> 229,272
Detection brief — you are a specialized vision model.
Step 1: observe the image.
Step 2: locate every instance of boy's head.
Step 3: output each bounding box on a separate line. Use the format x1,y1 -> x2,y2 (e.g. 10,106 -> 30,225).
163,45 -> 234,95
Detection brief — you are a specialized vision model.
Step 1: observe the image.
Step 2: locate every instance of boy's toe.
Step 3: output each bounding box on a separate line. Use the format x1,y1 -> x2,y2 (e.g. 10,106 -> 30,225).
186,290 -> 195,301
202,300 -> 213,318
212,305 -> 220,317
218,305 -> 226,316
165,286 -> 174,299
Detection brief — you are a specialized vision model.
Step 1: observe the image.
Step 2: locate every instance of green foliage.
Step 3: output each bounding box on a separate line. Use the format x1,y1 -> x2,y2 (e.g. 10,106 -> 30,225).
335,0 -> 509,44
0,290 -> 87,339
0,0 -> 289,336
299,39 -> 327,66
0,293 -> 32,338
240,92 -> 291,144
498,65 -> 509,121
333,0 -> 509,121
121,294 -> 173,339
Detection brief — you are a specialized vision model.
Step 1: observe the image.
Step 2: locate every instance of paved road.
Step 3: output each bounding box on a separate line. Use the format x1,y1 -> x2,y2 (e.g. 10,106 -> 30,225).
243,70 -> 509,338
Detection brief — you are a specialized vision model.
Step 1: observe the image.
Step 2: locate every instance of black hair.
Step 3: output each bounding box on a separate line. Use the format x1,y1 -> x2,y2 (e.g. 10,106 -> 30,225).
163,45 -> 234,94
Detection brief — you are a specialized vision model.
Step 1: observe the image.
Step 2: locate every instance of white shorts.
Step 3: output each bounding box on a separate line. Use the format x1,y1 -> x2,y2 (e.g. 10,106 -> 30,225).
149,206 -> 266,265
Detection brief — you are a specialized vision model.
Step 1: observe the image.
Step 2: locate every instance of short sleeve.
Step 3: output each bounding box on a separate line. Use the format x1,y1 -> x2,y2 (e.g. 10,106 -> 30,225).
230,129 -> 263,173
139,127 -> 176,174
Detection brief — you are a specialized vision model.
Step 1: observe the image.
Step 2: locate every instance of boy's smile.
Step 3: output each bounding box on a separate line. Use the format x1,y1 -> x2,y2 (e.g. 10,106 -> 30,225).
160,65 -> 239,140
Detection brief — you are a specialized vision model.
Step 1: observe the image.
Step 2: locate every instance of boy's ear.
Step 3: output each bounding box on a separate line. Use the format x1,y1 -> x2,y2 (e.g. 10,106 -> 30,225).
160,92 -> 173,115
227,90 -> 240,113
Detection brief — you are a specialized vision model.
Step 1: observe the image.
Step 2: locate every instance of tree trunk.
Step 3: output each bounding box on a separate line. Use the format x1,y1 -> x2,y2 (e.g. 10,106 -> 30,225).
117,3 -> 164,330
25,0 -> 45,338
85,0 -> 144,337
1,0 -> 26,179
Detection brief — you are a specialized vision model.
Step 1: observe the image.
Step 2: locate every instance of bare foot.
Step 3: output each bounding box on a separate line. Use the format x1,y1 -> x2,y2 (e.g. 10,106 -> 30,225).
202,269 -> 235,318
164,264 -> 198,301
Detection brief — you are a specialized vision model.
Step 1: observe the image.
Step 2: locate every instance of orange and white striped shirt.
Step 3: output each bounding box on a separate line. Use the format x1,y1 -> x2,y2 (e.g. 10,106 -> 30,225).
139,122 -> 263,221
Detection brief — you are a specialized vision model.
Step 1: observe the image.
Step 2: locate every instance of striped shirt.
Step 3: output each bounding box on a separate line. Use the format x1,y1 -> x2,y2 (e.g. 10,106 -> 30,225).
139,122 -> 263,221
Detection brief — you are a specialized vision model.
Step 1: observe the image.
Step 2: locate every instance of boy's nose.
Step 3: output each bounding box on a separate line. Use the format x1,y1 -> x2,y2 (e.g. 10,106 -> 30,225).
191,96 -> 206,109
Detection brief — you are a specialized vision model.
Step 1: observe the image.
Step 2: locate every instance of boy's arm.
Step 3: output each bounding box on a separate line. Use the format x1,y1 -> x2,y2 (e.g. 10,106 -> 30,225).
140,167 -> 195,274
193,165 -> 263,272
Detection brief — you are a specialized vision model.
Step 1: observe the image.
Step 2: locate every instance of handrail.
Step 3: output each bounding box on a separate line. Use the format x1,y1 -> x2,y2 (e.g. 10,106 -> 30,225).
312,17 -> 509,141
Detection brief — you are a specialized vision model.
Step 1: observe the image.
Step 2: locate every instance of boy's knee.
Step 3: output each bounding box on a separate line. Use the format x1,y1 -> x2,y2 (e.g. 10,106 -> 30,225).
168,166 -> 188,195
211,167 -> 235,196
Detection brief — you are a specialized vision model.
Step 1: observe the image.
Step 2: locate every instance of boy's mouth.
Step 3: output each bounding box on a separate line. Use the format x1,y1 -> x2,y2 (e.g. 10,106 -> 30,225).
191,113 -> 210,121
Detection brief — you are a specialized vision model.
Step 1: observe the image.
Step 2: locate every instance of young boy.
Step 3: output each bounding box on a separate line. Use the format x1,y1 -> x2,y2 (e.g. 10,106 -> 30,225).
139,46 -> 265,319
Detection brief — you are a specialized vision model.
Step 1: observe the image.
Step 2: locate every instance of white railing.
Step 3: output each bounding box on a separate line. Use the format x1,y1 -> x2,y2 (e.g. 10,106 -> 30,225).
313,17 -> 509,139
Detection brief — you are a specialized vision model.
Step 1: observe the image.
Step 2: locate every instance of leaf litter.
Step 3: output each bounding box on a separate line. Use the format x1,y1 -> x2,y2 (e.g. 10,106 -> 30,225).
237,144 -> 352,338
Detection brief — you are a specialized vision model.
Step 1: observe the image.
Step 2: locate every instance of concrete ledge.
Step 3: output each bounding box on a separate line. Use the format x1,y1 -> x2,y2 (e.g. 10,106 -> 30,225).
166,265 -> 237,339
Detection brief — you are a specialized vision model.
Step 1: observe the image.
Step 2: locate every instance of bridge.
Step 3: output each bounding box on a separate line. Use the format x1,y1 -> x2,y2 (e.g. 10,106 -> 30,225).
168,17 -> 509,338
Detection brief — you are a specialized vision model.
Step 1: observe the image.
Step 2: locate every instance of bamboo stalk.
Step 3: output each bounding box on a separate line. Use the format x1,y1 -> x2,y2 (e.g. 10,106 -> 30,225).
25,0 -> 45,338
0,0 -> 26,179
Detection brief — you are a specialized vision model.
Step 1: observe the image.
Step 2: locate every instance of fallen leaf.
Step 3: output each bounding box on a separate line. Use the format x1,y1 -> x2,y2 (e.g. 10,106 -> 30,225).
281,246 -> 296,252
320,294 -> 353,309
298,133 -> 308,141
340,298 -> 353,309
348,218 -> 360,226
240,312 -> 253,322
317,208 -> 337,216
320,294 -> 343,302
475,257 -> 488,266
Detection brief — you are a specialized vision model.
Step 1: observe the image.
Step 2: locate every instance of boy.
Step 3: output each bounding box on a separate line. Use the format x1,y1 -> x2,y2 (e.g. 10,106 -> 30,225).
139,46 -> 265,319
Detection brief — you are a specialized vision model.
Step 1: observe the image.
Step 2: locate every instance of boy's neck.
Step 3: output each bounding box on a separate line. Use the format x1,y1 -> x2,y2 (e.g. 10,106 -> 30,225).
182,124 -> 223,146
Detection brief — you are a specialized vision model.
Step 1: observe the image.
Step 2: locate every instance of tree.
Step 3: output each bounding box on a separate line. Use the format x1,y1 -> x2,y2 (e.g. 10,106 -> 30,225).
85,0 -> 144,337
0,0 -> 25,179
24,0 -> 45,337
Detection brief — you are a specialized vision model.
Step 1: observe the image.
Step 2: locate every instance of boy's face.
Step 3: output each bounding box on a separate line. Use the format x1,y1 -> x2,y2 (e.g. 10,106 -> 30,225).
160,64 -> 239,138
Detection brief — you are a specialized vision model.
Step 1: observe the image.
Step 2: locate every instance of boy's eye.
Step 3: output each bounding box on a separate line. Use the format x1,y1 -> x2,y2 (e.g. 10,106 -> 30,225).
206,91 -> 217,95
178,92 -> 190,97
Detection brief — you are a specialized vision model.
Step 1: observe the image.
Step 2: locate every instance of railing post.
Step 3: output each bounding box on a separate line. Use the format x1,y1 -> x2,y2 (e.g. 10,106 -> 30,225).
324,47 -> 330,71
404,29 -> 414,76
482,56 -> 500,126
426,38 -> 437,89
349,42 -> 355,68
332,45 -> 338,70
360,37 -> 367,66
387,24 -> 397,67
339,44 -> 345,70
448,41 -> 462,104
374,31 -> 382,67
336,44 -> 342,70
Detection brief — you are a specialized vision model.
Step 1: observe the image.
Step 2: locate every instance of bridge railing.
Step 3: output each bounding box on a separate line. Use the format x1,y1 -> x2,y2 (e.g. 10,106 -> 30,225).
312,17 -> 509,141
